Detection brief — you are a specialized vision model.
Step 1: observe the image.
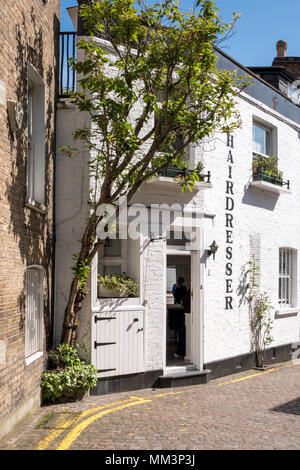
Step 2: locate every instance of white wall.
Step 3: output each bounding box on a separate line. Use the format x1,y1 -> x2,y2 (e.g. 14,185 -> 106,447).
54,103 -> 91,347
202,92 -> 300,364
54,37 -> 300,373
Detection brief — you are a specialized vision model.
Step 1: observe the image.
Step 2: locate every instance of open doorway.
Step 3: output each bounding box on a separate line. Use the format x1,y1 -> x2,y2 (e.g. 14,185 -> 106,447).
166,254 -> 192,367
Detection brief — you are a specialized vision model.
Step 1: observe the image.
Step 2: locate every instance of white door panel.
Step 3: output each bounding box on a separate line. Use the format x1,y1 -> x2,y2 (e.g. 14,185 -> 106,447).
93,310 -> 144,378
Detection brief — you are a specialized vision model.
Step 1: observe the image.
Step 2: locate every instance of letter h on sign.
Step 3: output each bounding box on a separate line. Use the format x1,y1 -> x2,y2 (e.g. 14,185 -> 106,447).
227,134 -> 234,148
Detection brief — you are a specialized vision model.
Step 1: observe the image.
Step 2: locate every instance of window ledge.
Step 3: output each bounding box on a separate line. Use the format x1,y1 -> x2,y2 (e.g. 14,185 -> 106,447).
25,196 -> 46,213
275,308 -> 299,318
147,176 -> 212,191
249,180 -> 291,195
92,297 -> 144,312
25,350 -> 43,366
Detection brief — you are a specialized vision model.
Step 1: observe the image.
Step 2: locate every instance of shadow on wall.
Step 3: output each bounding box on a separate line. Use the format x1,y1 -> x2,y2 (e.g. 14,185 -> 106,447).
242,183 -> 279,211
5,9 -> 59,348
236,263 -> 248,309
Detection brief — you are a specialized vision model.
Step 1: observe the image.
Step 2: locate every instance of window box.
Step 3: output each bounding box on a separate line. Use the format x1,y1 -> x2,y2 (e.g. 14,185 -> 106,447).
250,172 -> 290,194
148,167 -> 212,191
253,171 -> 284,187
98,286 -> 136,298
158,166 -> 210,182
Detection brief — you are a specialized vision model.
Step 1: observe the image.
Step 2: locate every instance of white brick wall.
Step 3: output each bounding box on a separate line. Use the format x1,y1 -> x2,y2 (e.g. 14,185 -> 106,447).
142,237 -> 166,370
55,39 -> 300,374
202,92 -> 300,364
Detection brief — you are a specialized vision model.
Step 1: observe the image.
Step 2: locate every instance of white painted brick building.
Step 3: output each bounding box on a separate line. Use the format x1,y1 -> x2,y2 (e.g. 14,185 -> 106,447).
54,20 -> 300,392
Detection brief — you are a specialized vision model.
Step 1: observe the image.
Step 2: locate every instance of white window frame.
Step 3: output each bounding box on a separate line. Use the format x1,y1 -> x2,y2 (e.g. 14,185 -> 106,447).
155,92 -> 195,170
278,248 -> 297,309
98,239 -> 127,275
26,63 -> 46,207
25,265 -> 44,364
97,239 -> 128,298
252,121 -> 272,159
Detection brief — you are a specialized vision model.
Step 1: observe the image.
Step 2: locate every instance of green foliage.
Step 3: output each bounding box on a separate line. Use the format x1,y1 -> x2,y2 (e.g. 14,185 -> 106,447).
195,161 -> 205,173
41,345 -> 98,403
254,292 -> 274,346
69,0 -> 248,202
98,273 -> 139,297
60,0 -> 251,343
71,255 -> 91,290
59,144 -> 78,158
36,411 -> 54,429
245,259 -> 274,368
252,155 -> 283,180
47,343 -> 82,369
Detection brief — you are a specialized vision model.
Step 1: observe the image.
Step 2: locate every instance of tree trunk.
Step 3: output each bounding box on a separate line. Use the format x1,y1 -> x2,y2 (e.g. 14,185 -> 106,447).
60,215 -> 104,346
61,220 -> 97,345
61,276 -> 81,345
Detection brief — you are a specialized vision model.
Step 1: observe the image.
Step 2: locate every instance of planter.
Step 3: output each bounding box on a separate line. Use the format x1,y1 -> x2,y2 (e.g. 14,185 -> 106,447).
158,166 -> 206,180
253,171 -> 283,186
159,167 -> 185,178
98,285 -> 128,298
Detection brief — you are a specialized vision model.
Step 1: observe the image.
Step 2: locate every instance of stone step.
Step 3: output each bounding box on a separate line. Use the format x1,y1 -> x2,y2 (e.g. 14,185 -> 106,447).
158,369 -> 211,388
164,364 -> 196,375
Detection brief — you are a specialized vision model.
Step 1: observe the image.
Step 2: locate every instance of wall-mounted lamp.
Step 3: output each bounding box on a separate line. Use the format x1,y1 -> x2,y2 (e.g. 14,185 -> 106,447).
208,240 -> 219,259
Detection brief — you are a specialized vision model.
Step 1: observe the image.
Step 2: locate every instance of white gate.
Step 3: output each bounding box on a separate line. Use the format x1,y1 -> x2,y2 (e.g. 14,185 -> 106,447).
92,309 -> 144,378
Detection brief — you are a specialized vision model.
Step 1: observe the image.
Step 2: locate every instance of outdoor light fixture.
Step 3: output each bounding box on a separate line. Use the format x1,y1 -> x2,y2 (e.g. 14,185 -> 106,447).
208,240 -> 219,259
104,237 -> 112,248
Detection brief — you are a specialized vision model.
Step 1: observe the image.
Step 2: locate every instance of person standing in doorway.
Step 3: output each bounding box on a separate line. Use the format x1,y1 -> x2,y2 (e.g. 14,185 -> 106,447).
173,276 -> 187,304
173,277 -> 187,358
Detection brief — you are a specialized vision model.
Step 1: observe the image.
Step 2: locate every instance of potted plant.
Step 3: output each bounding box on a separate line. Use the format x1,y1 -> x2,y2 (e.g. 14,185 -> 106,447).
41,344 -> 98,404
195,161 -> 205,181
98,273 -> 139,298
252,155 -> 283,186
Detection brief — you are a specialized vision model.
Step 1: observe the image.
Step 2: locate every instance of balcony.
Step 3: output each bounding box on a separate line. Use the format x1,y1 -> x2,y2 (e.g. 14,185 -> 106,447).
250,172 -> 291,194
59,32 -> 76,99
148,167 -> 212,191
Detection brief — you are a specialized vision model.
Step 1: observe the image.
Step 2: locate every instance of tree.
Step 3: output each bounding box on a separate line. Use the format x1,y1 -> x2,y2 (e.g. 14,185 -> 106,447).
60,0 -> 248,345
245,259 -> 274,369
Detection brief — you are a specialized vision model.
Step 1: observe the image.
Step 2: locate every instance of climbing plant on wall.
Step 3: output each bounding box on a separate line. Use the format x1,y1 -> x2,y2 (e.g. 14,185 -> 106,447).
245,258 -> 274,369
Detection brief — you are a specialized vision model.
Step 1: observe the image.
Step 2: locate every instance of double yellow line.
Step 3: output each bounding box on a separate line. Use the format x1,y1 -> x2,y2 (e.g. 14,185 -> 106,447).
36,362 -> 300,450
36,390 -> 190,450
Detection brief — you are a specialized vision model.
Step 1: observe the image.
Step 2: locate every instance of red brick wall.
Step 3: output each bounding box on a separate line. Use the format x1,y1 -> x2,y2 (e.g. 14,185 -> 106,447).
272,58 -> 300,79
0,0 -> 59,432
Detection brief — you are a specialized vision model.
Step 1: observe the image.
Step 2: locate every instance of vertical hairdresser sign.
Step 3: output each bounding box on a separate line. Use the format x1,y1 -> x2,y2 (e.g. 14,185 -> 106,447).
225,135 -> 234,310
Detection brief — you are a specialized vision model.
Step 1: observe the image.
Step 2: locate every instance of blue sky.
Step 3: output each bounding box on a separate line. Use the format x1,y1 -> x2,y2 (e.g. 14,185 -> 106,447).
61,0 -> 300,67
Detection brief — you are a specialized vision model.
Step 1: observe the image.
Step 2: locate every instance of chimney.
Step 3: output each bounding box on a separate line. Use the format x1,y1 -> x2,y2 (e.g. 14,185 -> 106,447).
276,40 -> 287,57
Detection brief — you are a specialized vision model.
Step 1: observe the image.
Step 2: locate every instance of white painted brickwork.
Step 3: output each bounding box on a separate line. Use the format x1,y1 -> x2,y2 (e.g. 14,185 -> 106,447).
55,39 -> 300,376
202,92 -> 300,364
141,237 -> 166,371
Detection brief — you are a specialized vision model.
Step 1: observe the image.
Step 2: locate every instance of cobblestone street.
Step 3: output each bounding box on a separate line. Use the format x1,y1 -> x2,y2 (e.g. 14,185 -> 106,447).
1,361 -> 300,451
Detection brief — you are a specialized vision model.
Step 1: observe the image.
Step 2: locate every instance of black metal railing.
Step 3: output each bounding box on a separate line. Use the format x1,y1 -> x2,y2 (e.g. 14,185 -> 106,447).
158,166 -> 211,183
59,32 -> 76,98
253,171 -> 290,189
